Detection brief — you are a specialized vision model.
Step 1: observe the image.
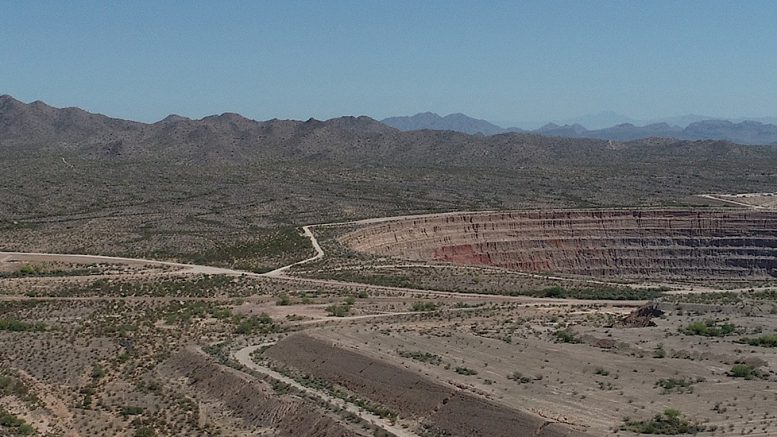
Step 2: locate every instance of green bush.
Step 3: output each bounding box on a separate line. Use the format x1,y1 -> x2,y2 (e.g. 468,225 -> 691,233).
120,406 -> 144,416
0,373 -> 37,403
541,286 -> 566,298
507,371 -> 534,383
454,367 -> 478,376
177,226 -> 313,273
134,426 -> 156,437
681,320 -> 736,337
234,313 -> 275,334
728,364 -> 762,380
411,302 -> 438,312
325,304 -> 351,317
554,329 -> 580,343
526,285 -> 667,300
91,364 -> 106,380
0,319 -> 45,332
622,408 -> 710,434
0,408 -> 34,435
398,350 -> 442,365
739,334 -> 777,348
655,378 -> 702,394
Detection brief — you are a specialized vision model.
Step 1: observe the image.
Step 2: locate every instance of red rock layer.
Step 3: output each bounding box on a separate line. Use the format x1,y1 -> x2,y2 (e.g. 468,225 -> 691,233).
340,209 -> 777,279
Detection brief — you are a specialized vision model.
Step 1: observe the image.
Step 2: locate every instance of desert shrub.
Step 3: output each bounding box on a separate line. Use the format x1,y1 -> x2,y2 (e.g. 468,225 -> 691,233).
398,350 -> 442,365
655,378 -> 702,394
234,313 -> 275,334
739,334 -> 777,348
554,329 -> 580,343
541,286 -> 566,298
173,227 -> 313,273
0,408 -> 34,435
91,364 -> 106,380
0,263 -> 104,278
275,293 -> 291,306
728,363 -> 764,380
453,302 -> 486,309
161,302 -> 232,324
411,302 -> 438,312
134,426 -> 156,437
325,304 -> 351,317
526,285 -> 667,300
0,373 -> 38,404
507,371 -> 534,383
0,319 -> 45,332
653,344 -> 666,358
315,271 -> 415,288
622,408 -> 711,434
680,320 -> 736,337
75,275 -> 241,298
454,367 -> 478,375
120,406 -> 144,416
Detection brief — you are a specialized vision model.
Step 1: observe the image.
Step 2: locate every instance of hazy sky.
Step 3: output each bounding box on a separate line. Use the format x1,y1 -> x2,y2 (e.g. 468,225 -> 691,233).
3,1 -> 776,124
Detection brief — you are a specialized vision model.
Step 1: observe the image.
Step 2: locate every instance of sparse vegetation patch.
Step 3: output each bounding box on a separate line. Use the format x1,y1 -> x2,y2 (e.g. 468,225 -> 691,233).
680,320 -> 737,337
621,409 -> 712,435
0,319 -> 45,332
397,350 -> 442,365
738,334 -> 777,348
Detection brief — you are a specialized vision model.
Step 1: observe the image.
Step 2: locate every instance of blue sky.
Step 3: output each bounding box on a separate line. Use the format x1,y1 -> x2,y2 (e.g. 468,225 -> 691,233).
2,1 -> 776,125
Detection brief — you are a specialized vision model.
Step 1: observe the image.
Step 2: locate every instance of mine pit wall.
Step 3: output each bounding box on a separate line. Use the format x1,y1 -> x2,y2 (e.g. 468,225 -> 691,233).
266,334 -> 588,437
340,209 -> 777,279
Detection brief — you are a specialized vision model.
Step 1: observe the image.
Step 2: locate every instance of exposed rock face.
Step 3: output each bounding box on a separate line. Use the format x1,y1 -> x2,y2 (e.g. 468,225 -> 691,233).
619,304 -> 665,328
340,209 -> 777,280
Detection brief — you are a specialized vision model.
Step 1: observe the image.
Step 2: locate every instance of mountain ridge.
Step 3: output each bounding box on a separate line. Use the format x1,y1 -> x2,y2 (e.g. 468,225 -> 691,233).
3,95 -> 776,171
383,111 -> 777,145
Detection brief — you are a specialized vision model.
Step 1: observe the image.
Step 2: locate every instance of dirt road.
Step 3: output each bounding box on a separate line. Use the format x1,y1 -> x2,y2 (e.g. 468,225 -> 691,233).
264,225 -> 324,277
232,344 -> 417,437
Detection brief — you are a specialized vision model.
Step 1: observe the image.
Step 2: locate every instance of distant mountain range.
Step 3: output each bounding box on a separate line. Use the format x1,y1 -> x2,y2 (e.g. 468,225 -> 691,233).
382,112 -> 777,145
4,94 -> 777,172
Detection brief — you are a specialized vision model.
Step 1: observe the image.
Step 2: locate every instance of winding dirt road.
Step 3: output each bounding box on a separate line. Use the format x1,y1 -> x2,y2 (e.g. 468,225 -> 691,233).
232,343 -> 417,437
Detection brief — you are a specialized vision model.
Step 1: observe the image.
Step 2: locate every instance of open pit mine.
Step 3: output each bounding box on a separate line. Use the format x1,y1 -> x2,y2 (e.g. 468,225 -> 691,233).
341,209 -> 777,280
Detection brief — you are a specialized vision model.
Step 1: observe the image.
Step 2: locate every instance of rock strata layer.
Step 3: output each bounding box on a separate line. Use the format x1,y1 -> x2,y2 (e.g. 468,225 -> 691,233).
340,209 -> 777,279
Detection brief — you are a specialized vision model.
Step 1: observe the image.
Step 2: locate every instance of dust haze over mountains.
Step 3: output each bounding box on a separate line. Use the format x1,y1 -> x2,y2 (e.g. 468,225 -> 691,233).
382,111 -> 777,145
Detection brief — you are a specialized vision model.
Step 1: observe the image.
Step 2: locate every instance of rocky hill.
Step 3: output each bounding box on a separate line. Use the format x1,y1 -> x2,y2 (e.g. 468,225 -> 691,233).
3,95 -> 777,169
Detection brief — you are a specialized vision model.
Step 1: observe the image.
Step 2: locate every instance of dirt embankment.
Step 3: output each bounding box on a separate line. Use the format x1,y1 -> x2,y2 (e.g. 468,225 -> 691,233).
265,334 -> 588,437
160,347 -> 362,437
340,209 -> 777,280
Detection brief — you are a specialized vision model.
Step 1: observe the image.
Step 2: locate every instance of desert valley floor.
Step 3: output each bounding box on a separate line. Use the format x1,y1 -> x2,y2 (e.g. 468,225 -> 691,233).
2,194 -> 777,436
